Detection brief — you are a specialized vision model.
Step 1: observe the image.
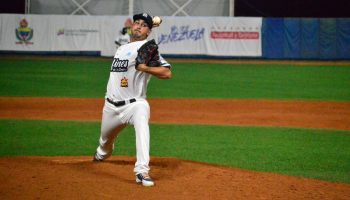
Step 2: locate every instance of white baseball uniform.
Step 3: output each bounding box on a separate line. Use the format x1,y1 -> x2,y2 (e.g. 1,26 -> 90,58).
95,39 -> 170,175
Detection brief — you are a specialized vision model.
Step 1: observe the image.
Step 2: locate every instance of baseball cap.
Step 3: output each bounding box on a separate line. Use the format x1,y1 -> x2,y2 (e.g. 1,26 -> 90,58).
133,13 -> 153,29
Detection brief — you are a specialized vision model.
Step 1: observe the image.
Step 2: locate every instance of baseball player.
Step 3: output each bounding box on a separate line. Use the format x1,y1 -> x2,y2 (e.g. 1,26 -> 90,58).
93,13 -> 171,187
114,27 -> 130,48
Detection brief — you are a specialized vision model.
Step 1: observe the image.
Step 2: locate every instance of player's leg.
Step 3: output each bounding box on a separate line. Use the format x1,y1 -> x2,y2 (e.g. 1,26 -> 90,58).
130,101 -> 151,174
130,101 -> 154,186
95,101 -> 127,161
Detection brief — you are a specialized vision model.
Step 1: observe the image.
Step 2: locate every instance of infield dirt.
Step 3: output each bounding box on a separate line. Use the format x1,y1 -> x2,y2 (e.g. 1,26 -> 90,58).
0,97 -> 350,199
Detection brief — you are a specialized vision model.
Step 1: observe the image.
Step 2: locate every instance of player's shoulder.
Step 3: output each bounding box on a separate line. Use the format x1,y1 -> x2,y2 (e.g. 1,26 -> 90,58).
127,40 -> 146,48
137,40 -> 148,46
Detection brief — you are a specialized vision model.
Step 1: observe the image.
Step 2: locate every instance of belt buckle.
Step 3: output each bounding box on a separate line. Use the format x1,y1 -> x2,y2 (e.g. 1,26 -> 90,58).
116,100 -> 124,107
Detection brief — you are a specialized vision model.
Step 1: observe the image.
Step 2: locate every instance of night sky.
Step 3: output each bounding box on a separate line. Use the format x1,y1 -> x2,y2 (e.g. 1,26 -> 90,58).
1,0 -> 350,18
234,0 -> 350,18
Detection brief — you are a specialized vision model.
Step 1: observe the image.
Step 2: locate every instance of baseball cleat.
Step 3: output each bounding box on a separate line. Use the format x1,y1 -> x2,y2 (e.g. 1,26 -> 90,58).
136,172 -> 154,186
93,152 -> 103,162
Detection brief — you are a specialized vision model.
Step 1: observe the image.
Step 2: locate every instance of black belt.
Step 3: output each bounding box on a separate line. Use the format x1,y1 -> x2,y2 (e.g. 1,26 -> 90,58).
107,98 -> 136,107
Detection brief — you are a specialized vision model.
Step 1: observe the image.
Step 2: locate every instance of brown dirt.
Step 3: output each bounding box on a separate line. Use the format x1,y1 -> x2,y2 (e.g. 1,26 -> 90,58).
1,97 -> 349,130
1,97 -> 350,199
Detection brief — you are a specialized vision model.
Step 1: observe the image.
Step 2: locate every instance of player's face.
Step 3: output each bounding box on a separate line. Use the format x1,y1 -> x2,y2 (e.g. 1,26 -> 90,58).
131,19 -> 151,41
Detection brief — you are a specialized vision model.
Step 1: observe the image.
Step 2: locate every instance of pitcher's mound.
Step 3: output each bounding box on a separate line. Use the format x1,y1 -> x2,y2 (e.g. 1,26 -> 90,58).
0,156 -> 349,199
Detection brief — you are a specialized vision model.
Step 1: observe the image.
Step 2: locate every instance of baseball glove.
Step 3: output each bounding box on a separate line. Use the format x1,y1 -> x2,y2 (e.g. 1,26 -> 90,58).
135,39 -> 161,70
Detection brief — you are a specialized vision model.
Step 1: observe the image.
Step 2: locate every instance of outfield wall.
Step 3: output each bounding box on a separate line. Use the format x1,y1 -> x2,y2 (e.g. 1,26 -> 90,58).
1,14 -> 349,60
262,18 -> 350,60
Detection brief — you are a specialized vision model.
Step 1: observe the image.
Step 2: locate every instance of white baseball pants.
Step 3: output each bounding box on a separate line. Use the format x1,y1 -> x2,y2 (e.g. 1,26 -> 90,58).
95,98 -> 151,174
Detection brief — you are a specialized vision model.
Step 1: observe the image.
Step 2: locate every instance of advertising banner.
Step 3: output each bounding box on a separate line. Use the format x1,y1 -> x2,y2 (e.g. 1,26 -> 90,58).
0,14 -> 262,57
0,14 -> 101,51
51,15 -> 101,51
149,16 -> 262,56
0,14 -> 51,51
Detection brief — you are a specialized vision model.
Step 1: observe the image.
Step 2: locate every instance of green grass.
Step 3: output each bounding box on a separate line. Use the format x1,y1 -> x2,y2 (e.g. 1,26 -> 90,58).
0,59 -> 349,101
1,57 -> 349,184
0,119 -> 349,184
155,62 -> 350,101
0,59 -> 110,98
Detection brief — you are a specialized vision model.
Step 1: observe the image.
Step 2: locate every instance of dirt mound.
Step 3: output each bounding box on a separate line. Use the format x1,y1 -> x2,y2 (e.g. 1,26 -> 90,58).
1,156 -> 349,200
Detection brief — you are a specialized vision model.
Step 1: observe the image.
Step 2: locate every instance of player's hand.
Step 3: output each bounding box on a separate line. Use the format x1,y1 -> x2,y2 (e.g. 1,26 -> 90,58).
136,63 -> 147,71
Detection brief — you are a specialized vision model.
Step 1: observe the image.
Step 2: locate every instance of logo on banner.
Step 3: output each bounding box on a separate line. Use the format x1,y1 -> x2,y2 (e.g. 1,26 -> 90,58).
57,28 -> 98,36
15,19 -> 34,45
210,27 -> 260,40
57,29 -> 64,36
158,26 -> 205,44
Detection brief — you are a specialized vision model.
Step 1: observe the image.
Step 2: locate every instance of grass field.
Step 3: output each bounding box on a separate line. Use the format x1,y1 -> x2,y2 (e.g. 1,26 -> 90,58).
0,56 -> 349,184
1,57 -> 349,101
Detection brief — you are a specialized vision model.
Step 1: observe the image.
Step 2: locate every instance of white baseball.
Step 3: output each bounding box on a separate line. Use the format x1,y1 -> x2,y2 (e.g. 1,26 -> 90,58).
152,16 -> 162,25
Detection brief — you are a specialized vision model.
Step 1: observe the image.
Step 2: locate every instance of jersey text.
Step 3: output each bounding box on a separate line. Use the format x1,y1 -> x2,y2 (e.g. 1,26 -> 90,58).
111,58 -> 129,72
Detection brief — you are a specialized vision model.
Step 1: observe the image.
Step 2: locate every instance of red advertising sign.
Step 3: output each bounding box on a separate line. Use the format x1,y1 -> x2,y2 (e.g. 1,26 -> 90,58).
211,31 -> 259,39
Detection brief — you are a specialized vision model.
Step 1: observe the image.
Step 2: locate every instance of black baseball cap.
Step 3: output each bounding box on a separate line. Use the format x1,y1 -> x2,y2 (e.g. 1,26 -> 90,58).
133,13 -> 153,29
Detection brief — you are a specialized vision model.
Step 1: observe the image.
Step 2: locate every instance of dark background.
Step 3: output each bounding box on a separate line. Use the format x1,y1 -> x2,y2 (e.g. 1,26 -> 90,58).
1,0 -> 350,18
234,0 -> 350,18
0,0 -> 25,14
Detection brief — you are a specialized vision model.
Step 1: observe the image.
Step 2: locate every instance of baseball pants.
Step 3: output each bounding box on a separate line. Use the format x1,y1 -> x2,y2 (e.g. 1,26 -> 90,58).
95,98 -> 151,174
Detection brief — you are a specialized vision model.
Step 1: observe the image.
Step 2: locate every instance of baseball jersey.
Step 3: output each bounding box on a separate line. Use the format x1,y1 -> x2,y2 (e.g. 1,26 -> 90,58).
105,39 -> 171,101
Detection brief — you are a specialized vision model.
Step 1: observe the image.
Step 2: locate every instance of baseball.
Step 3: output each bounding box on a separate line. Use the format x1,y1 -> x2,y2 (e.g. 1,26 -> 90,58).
152,16 -> 162,26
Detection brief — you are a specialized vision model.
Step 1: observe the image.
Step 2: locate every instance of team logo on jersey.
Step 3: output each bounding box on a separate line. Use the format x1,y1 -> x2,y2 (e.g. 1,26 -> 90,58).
120,77 -> 128,87
15,19 -> 34,45
111,58 -> 129,72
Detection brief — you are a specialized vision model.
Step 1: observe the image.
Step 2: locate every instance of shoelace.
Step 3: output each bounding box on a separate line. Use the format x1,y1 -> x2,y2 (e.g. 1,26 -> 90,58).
141,172 -> 150,179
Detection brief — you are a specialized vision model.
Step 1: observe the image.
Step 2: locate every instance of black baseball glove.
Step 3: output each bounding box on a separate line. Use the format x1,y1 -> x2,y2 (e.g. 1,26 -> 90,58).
135,39 -> 161,70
